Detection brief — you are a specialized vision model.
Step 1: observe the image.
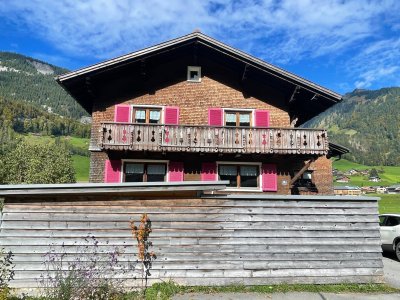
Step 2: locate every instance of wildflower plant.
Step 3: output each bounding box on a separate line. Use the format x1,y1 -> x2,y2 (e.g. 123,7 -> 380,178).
0,248 -> 14,298
130,214 -> 156,290
38,235 -> 135,300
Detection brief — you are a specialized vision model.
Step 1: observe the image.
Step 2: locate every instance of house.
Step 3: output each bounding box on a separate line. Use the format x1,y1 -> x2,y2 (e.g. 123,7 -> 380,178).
369,176 -> 381,182
361,186 -> 376,194
334,185 -> 362,196
376,186 -> 387,194
336,175 -> 350,183
387,184 -> 400,194
0,33 -> 383,291
57,32 -> 345,195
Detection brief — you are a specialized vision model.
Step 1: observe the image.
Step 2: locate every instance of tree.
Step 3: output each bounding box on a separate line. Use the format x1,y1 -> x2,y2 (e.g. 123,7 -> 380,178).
369,168 -> 379,178
0,142 -> 75,184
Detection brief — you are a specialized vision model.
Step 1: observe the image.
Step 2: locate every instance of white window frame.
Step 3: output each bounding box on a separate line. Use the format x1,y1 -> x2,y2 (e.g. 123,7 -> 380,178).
121,159 -> 170,182
216,161 -> 262,192
222,108 -> 255,127
187,66 -> 201,82
131,105 -> 165,124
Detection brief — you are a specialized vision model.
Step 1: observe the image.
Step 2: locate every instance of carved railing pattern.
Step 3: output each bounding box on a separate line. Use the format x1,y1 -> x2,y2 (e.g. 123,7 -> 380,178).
100,122 -> 329,155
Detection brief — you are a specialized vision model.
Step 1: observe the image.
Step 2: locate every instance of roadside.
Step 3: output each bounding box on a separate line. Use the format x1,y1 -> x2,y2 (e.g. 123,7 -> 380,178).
383,252 -> 400,288
173,292 -> 400,300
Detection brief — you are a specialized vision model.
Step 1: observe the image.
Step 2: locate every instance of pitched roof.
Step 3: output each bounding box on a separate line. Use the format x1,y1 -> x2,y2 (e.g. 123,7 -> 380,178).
56,32 -> 342,123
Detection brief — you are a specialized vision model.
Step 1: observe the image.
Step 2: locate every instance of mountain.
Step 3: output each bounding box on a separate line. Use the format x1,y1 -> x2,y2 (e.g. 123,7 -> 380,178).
0,51 -> 88,119
305,87 -> 400,166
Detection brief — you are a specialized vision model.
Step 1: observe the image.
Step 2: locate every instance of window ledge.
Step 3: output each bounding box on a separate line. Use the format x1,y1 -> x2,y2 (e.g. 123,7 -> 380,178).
223,188 -> 263,193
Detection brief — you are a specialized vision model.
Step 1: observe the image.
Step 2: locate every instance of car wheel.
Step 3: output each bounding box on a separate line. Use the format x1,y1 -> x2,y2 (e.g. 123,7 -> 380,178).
396,241 -> 400,261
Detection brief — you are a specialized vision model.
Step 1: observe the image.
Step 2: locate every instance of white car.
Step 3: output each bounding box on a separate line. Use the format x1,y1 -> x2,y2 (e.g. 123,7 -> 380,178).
379,214 -> 400,260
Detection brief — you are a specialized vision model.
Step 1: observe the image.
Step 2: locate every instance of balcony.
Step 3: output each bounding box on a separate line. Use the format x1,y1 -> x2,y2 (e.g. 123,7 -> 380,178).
99,122 -> 329,155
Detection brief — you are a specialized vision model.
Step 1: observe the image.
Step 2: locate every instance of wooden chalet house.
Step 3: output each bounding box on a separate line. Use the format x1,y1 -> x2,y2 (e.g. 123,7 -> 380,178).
57,32 -> 345,194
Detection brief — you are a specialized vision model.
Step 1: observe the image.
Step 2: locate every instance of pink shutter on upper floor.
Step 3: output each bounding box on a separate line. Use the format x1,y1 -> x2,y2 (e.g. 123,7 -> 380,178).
168,161 -> 184,182
255,110 -> 270,127
208,108 -> 223,126
104,160 -> 122,183
261,163 -> 277,192
201,162 -> 217,181
114,105 -> 131,122
164,106 -> 179,125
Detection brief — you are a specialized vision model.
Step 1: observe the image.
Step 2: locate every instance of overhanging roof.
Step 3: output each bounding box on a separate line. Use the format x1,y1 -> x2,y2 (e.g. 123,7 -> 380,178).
328,142 -> 350,158
56,32 -> 342,124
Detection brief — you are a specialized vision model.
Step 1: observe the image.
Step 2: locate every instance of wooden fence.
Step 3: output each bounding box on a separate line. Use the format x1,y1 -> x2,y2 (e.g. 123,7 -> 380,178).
0,189 -> 383,289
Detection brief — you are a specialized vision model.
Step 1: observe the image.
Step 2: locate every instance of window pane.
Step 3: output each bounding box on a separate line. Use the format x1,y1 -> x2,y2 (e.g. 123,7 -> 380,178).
379,216 -> 386,226
135,110 -> 146,123
125,174 -> 143,182
240,166 -> 258,176
303,171 -> 312,180
220,174 -> 237,187
386,217 -> 400,226
225,113 -> 236,123
219,165 -> 237,176
149,110 -> 161,123
239,113 -> 250,126
241,175 -> 258,187
147,174 -> 165,182
126,163 -> 144,174
190,70 -> 199,80
147,164 -> 166,175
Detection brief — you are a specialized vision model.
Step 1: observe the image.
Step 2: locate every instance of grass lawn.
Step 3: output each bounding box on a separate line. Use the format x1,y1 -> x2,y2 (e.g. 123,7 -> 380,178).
72,155 -> 90,182
376,193 -> 400,214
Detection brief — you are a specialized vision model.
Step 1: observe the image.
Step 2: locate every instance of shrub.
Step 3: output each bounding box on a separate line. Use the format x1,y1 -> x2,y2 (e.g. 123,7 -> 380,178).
0,248 -> 15,300
39,236 -> 135,300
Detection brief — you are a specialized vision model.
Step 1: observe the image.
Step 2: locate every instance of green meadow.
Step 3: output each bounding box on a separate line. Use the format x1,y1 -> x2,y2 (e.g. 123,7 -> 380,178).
333,158 -> 400,187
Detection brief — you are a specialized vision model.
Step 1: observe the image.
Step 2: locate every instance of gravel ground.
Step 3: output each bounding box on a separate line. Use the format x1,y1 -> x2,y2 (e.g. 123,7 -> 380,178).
383,252 -> 400,288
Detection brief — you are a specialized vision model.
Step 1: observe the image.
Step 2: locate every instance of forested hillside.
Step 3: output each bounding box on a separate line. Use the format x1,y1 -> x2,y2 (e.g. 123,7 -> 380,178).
305,87 -> 400,166
0,51 -> 88,119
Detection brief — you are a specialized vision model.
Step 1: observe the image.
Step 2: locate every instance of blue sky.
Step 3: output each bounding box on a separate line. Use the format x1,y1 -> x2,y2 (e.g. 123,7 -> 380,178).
0,0 -> 399,94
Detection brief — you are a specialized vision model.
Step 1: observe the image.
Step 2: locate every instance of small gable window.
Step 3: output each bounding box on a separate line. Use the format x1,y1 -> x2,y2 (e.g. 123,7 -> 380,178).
187,66 -> 201,82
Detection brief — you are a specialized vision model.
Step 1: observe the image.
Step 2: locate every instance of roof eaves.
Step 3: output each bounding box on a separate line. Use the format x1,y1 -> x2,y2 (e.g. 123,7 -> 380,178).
56,32 -> 341,102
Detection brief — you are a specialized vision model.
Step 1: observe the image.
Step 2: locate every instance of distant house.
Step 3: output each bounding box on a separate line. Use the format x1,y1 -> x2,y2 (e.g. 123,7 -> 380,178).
336,176 -> 350,183
369,176 -> 381,182
334,186 -> 362,196
387,185 -> 400,194
376,186 -> 387,194
361,186 -> 375,194
360,170 -> 370,176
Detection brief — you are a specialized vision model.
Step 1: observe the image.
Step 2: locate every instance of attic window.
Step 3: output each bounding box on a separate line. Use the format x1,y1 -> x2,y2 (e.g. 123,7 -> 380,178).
187,66 -> 201,82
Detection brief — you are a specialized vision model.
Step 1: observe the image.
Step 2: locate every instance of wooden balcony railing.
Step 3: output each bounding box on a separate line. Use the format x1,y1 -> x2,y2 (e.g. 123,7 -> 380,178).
99,122 -> 329,155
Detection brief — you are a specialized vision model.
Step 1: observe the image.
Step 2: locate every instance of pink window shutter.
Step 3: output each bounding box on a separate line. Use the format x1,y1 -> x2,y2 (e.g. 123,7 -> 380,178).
164,107 -> 179,125
261,163 -> 277,192
168,161 -> 184,182
114,105 -> 131,122
104,160 -> 122,183
201,162 -> 217,181
208,108 -> 223,126
255,110 -> 270,127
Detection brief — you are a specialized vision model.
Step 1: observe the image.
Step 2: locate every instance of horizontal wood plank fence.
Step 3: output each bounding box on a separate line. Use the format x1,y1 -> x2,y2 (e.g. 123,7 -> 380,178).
0,193 -> 383,288
100,122 -> 329,155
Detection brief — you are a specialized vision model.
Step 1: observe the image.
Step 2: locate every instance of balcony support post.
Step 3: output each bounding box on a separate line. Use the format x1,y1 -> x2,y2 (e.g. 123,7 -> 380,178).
290,157 -> 315,186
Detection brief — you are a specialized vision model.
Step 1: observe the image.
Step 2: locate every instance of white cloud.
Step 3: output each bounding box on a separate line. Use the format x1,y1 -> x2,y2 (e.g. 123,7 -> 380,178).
0,0 -> 399,90
0,0 -> 398,61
